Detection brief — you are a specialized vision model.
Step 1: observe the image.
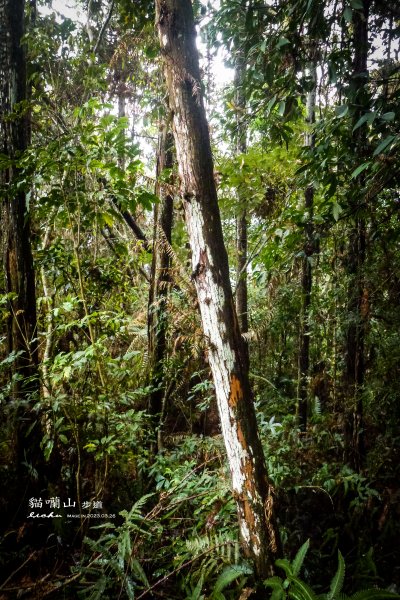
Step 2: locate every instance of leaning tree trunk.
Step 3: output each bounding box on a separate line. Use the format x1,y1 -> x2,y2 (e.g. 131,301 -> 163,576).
155,0 -> 281,578
344,0 -> 369,471
0,0 -> 40,469
148,121 -> 174,451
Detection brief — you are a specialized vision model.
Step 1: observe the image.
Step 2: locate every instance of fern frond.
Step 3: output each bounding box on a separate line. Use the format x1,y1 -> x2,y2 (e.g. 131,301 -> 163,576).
349,590 -> 400,600
276,558 -> 294,578
289,577 -> 319,600
125,492 -> 155,520
328,551 -> 345,600
264,576 -> 285,589
184,531 -> 236,558
292,540 -> 310,577
130,557 -> 150,587
187,571 -> 205,600
264,576 -> 286,600
212,564 -> 253,597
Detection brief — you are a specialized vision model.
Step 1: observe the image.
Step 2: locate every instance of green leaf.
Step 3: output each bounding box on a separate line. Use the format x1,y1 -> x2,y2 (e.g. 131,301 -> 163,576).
381,111 -> 395,122
335,105 -> 349,118
100,212 -> 114,227
212,564 -> 252,596
373,135 -> 396,156
332,202 -> 343,221
327,550 -> 345,600
343,6 -> 353,22
130,557 -> 150,586
266,95 -> 278,115
350,0 -> 364,8
352,112 -> 375,131
264,577 -> 286,600
350,591 -> 400,600
276,558 -> 294,578
289,578 -> 319,600
277,37 -> 290,48
292,540 -> 310,577
278,101 -> 286,117
350,162 -> 370,179
189,572 -> 205,600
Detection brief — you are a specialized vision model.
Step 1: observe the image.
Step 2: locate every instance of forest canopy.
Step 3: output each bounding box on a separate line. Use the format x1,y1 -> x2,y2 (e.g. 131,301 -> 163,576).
0,0 -> 399,598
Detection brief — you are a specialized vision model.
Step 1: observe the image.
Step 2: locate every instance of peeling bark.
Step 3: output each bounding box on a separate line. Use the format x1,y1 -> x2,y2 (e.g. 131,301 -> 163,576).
155,0 -> 281,577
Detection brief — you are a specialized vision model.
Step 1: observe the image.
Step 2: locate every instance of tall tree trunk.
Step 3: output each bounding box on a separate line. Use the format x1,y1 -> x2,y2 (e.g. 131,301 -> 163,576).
297,58 -> 317,432
0,0 -> 40,470
148,121 -> 174,451
344,0 -> 369,471
234,44 -> 249,349
155,0 -> 281,578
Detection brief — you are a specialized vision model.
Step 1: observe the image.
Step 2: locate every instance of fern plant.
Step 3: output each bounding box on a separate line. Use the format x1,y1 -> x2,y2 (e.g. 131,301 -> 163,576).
75,493 -> 156,600
264,540 -> 400,600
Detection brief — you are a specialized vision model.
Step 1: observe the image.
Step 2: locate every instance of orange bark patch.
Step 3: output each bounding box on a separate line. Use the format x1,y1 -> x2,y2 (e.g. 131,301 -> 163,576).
229,375 -> 260,540
228,373 -> 243,409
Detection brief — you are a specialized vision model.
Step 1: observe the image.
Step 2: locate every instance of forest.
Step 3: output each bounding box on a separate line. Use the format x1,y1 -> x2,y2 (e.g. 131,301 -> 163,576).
0,0 -> 400,598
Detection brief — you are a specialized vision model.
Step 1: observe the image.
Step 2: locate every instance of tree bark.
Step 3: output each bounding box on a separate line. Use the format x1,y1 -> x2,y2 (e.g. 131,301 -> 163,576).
0,0 -> 40,470
344,0 -> 369,471
155,0 -> 281,578
148,121 -> 174,450
234,46 -> 249,350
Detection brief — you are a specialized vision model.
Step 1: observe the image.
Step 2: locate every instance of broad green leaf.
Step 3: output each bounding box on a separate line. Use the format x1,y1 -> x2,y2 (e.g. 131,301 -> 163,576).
350,0 -> 364,8
353,112 -> 375,131
343,6 -> 353,22
350,162 -> 370,179
277,37 -> 290,48
332,202 -> 343,221
381,111 -> 395,121
277,36 -> 290,48
373,135 -> 396,156
267,95 -> 278,114
335,105 -> 349,118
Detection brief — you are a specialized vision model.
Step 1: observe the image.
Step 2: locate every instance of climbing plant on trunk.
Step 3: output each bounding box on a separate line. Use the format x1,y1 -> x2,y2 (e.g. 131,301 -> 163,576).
155,0 -> 281,579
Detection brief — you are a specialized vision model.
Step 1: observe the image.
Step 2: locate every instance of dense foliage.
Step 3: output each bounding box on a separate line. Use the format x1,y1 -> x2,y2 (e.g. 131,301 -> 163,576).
0,0 -> 399,598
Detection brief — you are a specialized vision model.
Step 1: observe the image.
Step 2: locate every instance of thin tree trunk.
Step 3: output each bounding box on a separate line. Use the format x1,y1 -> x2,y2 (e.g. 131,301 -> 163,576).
155,0 -> 281,578
297,58 -> 317,431
148,121 -> 174,450
344,0 -> 369,471
234,45 -> 249,339
41,228 -> 55,401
